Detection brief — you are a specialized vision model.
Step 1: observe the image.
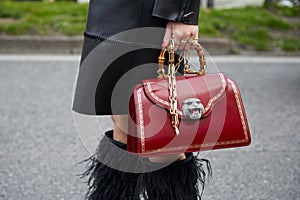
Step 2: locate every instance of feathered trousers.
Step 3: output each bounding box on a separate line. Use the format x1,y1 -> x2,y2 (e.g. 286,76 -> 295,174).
82,130 -> 211,200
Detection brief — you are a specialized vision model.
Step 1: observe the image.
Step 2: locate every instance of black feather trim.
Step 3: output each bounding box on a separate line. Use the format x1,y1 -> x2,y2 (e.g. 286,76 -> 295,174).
80,130 -> 143,200
80,130 -> 212,200
82,156 -> 141,200
137,153 -> 212,200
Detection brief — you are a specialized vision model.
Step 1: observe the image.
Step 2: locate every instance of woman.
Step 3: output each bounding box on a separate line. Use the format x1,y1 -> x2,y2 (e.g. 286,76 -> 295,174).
73,0 -> 211,199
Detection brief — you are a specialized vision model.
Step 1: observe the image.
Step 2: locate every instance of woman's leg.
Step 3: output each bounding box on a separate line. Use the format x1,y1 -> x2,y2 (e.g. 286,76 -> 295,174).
111,115 -> 128,144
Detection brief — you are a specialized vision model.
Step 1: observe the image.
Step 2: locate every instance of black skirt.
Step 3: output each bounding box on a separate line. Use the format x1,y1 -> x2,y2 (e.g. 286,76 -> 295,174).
72,0 -> 169,115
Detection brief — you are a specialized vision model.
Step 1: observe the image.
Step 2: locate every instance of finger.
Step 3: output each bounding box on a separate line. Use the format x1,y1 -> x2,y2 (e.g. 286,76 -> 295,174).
172,31 -> 182,51
184,39 -> 192,50
191,38 -> 199,49
186,38 -> 198,50
162,23 -> 172,48
189,28 -> 199,49
178,37 -> 189,50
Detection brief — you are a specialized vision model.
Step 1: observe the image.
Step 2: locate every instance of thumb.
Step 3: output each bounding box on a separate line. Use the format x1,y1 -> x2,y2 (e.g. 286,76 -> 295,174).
162,23 -> 172,48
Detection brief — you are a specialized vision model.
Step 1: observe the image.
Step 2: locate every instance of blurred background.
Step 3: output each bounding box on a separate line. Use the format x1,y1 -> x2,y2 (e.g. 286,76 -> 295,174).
0,0 -> 299,53
0,0 -> 299,200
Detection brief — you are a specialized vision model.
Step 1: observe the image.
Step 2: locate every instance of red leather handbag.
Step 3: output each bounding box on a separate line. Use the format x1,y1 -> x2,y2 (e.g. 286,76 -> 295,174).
127,43 -> 251,157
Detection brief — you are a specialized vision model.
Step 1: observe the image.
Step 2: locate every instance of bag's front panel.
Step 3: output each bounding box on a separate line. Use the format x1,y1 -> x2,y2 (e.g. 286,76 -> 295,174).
189,79 -> 251,152
128,75 -> 251,156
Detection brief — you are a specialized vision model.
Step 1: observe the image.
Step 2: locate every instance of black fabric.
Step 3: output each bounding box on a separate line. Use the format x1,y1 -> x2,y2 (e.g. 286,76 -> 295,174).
79,35 -> 101,65
152,0 -> 200,25
104,130 -> 127,150
72,0 -> 201,115
74,38 -> 183,115
81,130 -> 212,200
138,155 -> 211,200
94,48 -> 161,115
73,0 -> 165,115
85,0 -> 167,39
85,0 -> 198,38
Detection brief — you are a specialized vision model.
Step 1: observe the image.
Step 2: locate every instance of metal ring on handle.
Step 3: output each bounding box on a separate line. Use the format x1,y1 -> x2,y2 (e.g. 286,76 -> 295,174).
157,41 -> 207,78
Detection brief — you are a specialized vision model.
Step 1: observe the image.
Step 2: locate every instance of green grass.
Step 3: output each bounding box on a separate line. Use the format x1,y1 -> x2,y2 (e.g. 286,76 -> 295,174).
280,37 -> 300,51
199,6 -> 297,51
0,2 -> 299,52
0,1 -> 88,35
277,6 -> 300,17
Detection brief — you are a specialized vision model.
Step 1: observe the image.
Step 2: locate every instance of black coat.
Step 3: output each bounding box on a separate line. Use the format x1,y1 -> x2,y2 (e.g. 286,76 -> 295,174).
85,0 -> 200,38
73,0 -> 201,115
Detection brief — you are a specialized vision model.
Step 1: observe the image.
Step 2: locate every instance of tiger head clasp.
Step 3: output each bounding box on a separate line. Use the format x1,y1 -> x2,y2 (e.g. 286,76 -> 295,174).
182,98 -> 204,120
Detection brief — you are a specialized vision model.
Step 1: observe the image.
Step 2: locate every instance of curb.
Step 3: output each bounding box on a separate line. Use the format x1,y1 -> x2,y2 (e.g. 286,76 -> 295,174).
0,35 -> 299,56
0,35 -> 83,54
0,35 -> 234,55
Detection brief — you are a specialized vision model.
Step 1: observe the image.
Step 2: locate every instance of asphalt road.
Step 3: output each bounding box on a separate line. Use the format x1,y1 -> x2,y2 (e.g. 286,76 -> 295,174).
0,55 -> 299,200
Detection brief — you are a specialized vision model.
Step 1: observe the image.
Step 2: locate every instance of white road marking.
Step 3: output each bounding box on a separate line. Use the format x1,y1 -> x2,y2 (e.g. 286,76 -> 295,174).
0,55 -> 81,62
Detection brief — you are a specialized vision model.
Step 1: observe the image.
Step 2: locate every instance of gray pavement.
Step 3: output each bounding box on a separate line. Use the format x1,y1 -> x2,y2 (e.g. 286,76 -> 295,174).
0,55 -> 299,200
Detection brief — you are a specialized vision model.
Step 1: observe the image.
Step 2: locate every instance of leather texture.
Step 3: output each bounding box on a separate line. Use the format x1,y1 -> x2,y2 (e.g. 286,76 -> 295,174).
85,0 -> 200,38
152,0 -> 200,25
72,0 -> 201,116
127,73 -> 251,157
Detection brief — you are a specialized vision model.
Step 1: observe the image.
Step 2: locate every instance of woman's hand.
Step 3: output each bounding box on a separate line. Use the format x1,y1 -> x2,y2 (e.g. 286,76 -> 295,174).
162,21 -> 199,51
